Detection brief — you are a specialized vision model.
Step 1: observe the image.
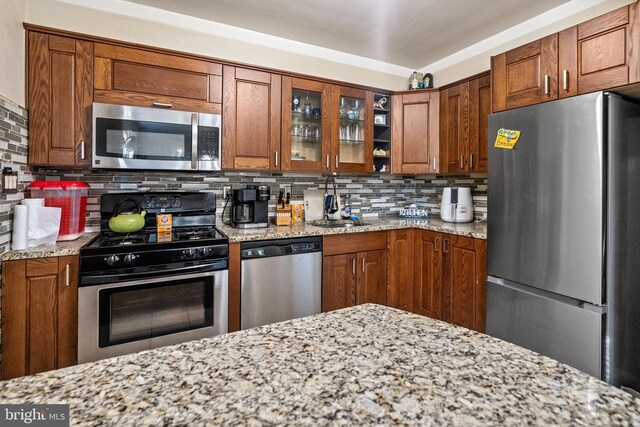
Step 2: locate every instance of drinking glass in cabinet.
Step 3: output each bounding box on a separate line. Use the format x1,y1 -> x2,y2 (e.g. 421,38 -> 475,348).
289,88 -> 323,163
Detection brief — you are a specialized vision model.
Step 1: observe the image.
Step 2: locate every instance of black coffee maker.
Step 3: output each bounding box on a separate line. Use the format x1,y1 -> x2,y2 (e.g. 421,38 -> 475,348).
231,185 -> 270,228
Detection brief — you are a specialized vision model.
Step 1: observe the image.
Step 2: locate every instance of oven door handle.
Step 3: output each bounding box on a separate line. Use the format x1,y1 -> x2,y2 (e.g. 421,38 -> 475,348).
80,262 -> 227,287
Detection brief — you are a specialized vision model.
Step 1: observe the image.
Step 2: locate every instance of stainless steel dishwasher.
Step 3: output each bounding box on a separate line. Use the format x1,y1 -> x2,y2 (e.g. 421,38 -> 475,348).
241,237 -> 322,330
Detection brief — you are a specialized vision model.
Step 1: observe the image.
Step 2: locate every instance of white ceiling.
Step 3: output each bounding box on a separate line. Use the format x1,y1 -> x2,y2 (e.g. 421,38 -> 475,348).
124,0 -> 571,70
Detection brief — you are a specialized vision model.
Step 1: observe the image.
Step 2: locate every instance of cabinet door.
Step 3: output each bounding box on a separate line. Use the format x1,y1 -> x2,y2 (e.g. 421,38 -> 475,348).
559,5 -> 640,96
93,43 -> 222,114
387,229 -> 414,312
331,86 -> 373,173
1,256 -> 79,380
322,254 -> 356,312
281,77 -> 331,172
413,231 -> 443,319
223,66 -> 282,170
28,33 -> 93,167
440,83 -> 469,174
469,74 -> 490,173
391,91 -> 439,174
356,250 -> 387,306
442,236 -> 485,332
492,34 -> 558,112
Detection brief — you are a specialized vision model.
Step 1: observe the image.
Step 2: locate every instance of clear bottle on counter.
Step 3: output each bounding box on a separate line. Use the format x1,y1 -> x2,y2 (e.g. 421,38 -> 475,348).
341,194 -> 352,218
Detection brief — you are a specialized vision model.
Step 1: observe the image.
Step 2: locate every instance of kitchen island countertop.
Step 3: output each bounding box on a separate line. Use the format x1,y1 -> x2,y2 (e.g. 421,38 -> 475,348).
219,217 -> 487,242
0,304 -> 637,426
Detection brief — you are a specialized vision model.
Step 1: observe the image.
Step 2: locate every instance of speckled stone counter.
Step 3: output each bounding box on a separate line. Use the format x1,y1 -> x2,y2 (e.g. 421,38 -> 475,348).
0,304 -> 638,425
1,233 -> 98,261
220,217 -> 487,243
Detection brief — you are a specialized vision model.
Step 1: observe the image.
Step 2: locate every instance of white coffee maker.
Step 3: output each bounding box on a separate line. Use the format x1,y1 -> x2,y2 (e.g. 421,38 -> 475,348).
440,187 -> 474,223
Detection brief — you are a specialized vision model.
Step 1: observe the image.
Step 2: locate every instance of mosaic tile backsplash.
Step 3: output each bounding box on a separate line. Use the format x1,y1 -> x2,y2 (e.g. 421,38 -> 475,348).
34,169 -> 487,232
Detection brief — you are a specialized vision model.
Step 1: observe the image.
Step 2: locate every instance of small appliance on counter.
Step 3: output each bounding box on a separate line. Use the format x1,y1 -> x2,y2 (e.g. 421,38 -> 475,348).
231,185 -> 270,229
440,187 -> 474,223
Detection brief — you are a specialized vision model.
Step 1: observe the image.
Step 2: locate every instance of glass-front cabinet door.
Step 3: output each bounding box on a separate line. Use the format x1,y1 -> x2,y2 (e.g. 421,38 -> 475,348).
281,77 -> 331,172
332,86 -> 373,173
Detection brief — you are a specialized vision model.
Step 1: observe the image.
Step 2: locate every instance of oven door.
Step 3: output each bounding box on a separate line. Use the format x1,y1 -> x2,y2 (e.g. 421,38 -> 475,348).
78,269 -> 228,364
92,102 -> 197,171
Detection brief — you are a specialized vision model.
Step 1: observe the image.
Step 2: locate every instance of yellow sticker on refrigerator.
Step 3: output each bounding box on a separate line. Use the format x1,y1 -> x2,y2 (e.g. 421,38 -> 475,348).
494,128 -> 521,149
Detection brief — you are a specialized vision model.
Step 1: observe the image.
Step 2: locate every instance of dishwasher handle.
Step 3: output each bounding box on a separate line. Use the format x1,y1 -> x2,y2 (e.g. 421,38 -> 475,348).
241,239 -> 322,259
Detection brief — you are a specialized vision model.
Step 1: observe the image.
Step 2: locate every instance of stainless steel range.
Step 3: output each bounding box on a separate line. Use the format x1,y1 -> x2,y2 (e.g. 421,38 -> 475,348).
78,192 -> 229,364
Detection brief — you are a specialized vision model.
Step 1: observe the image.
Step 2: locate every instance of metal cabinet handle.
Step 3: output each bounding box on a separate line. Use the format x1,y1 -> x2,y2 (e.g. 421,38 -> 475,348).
563,70 -> 569,91
361,257 -> 365,273
460,155 -> 464,169
352,259 -> 356,275
326,155 -> 330,169
434,237 -> 440,252
80,140 -> 85,160
443,239 -> 448,254
335,155 -> 339,169
470,154 -> 474,169
65,264 -> 70,287
275,151 -> 278,167
153,102 -> 173,108
432,157 -> 436,171
544,75 -> 551,96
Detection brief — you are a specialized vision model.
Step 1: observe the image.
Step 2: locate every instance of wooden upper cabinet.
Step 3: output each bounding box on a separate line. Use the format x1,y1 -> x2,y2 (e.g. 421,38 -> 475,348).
281,77 -> 331,172
2,256 -> 79,380
559,4 -> 640,97
28,32 -> 93,167
439,72 -> 489,174
442,235 -> 486,333
492,34 -> 559,112
469,74 -> 490,173
222,66 -> 282,170
331,86 -> 373,173
93,43 -> 222,114
386,229 -> 415,312
391,90 -> 440,174
413,230 -> 442,320
440,83 -> 469,174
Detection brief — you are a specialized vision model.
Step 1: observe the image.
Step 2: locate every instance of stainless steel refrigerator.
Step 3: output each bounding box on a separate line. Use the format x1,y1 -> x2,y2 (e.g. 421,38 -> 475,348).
487,91 -> 640,393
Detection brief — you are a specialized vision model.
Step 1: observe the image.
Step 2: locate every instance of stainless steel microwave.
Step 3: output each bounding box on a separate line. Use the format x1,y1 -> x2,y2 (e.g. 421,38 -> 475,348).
92,103 -> 221,171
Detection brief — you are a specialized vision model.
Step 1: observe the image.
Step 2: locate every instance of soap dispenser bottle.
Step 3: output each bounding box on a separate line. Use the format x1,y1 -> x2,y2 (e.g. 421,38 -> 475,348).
341,194 -> 352,219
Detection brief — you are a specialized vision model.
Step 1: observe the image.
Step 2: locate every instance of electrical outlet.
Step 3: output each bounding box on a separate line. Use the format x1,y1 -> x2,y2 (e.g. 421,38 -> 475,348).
223,186 -> 232,200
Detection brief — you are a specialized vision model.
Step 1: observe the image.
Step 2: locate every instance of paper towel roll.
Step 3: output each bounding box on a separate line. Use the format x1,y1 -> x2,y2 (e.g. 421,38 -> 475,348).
22,198 -> 45,207
11,204 -> 29,250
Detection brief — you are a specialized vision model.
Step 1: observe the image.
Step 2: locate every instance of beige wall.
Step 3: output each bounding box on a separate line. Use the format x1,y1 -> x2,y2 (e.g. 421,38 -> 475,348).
432,0 -> 634,86
25,0 -> 408,91
1,0 -> 27,106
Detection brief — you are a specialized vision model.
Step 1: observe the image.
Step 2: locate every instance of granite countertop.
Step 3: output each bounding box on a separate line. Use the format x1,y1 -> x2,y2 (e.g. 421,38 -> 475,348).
0,304 -> 637,425
1,232 -> 98,261
219,217 -> 487,243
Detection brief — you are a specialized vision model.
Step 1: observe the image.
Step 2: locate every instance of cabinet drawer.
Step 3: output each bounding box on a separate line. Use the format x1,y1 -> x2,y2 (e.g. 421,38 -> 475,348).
323,231 -> 387,256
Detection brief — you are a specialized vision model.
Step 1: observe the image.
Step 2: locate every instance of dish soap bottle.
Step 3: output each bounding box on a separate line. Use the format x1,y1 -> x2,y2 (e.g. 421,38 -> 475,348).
341,194 -> 352,219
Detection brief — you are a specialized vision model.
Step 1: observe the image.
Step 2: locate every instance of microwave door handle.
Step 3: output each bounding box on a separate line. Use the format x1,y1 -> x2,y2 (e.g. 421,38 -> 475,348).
192,113 -> 198,170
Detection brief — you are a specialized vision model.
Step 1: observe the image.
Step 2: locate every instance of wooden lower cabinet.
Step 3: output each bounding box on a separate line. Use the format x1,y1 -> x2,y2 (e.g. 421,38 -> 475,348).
322,232 -> 387,312
387,229 -> 486,333
2,256 -> 79,380
442,235 -> 487,332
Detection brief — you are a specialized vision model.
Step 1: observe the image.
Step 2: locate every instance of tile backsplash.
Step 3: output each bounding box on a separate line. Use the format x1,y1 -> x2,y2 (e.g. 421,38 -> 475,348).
34,168 -> 487,231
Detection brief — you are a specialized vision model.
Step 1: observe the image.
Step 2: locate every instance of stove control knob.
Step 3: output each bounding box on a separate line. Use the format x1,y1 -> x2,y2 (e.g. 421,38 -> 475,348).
106,255 -> 120,266
124,253 -> 137,265
184,248 -> 197,259
198,248 -> 210,258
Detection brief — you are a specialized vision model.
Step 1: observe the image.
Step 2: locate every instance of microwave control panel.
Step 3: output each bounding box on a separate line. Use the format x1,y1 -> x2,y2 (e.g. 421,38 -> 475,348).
198,126 -> 220,161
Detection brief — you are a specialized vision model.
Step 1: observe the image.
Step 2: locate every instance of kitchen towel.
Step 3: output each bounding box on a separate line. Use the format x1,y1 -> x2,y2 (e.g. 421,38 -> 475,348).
27,206 -> 61,247
11,204 -> 29,250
